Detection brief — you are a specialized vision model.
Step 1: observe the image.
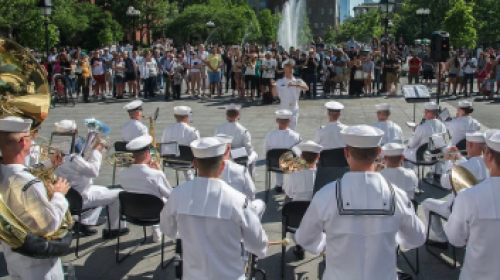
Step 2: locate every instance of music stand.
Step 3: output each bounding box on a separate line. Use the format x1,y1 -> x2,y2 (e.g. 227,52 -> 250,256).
403,85 -> 431,122
50,132 -> 77,155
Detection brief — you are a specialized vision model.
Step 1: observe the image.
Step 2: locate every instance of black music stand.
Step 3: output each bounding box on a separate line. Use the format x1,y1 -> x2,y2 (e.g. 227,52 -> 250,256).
403,85 -> 431,122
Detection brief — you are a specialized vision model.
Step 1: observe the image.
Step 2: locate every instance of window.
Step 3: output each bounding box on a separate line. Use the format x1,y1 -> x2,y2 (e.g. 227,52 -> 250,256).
321,22 -> 324,28
321,8 -> 325,14
329,8 -> 334,15
308,8 -> 312,14
314,22 -> 319,28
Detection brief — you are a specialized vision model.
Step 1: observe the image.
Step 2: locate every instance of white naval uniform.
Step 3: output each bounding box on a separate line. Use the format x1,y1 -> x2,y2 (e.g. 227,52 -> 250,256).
372,121 -> 404,145
119,164 -> 173,236
403,119 -> 447,162
380,167 -> 418,200
121,119 -> 149,142
283,168 -> 316,201
276,77 -> 306,131
160,177 -> 268,280
263,129 -> 301,186
313,122 -> 348,150
444,177 -> 500,280
161,122 -> 200,182
0,164 -> 68,280
423,156 -> 488,242
222,160 -> 265,218
295,172 -> 426,280
55,150 -> 123,229
215,121 -> 258,177
444,116 -> 481,146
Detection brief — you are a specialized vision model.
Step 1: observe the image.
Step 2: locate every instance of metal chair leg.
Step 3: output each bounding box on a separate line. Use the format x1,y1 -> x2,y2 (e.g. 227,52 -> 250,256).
265,170 -> 269,203
112,162 -> 117,186
74,213 -> 81,258
425,212 -> 458,269
176,170 -> 179,186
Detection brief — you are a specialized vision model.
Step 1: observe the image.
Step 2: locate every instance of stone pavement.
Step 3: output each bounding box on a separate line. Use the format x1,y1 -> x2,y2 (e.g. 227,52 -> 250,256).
1,80 -> 496,279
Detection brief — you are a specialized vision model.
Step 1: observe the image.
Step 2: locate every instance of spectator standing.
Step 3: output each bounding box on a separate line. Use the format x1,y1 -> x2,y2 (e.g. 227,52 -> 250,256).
373,53 -> 382,93
162,53 -> 175,99
123,51 -> 138,98
141,51 -> 159,99
189,51 -> 202,98
90,51 -> 106,100
446,52 -> 461,95
204,47 -> 222,98
112,54 -> 126,99
102,48 -> 114,95
422,51 -> 434,87
362,54 -> 374,96
384,51 -> 400,96
304,49 -> 319,98
476,52 -> 488,93
346,35 -> 359,50
462,52 -> 477,96
408,52 -> 422,84
316,37 -> 325,76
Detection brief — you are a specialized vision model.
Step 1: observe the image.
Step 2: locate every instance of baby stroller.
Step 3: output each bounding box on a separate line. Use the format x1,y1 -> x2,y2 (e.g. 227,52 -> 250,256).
51,73 -> 75,107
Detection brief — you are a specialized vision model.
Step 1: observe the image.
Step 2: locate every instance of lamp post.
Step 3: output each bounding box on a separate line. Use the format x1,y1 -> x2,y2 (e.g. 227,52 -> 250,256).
126,6 -> 141,51
379,0 -> 394,93
416,8 -> 430,47
205,21 -> 216,46
37,0 -> 53,57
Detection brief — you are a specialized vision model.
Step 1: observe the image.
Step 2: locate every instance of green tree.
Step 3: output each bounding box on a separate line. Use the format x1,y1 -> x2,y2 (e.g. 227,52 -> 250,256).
324,25 -> 336,43
472,0 -> 500,46
298,9 -> 312,45
258,9 -> 276,44
443,0 -> 476,48
332,10 -> 383,44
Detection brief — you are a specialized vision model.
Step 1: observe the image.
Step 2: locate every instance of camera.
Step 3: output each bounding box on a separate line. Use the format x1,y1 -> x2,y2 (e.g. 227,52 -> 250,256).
194,62 -> 198,65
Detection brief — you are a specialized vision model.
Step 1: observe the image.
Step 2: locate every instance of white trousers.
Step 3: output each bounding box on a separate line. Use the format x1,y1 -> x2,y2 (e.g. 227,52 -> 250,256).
422,198 -> 452,242
7,255 -> 62,280
289,113 -> 299,131
79,185 -> 125,229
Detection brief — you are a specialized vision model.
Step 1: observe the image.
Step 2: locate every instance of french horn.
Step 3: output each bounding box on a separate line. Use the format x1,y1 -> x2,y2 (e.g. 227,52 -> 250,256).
449,165 -> 479,195
279,151 -> 308,174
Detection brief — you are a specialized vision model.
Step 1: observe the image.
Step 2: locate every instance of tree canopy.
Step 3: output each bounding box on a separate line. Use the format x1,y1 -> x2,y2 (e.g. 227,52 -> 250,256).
326,10 -> 383,44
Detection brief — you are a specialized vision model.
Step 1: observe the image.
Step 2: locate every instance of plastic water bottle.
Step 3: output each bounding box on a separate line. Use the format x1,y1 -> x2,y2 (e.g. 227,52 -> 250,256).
67,263 -> 77,280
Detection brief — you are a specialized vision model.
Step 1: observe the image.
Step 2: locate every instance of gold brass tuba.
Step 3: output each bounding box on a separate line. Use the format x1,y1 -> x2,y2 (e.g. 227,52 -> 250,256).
279,151 -> 308,174
0,38 -> 73,253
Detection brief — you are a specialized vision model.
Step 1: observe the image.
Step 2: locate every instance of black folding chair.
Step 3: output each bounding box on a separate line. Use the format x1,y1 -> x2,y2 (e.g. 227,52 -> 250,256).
162,145 -> 196,186
116,192 -> 171,268
318,148 -> 348,168
66,188 -> 110,258
112,141 -> 128,186
425,211 -> 459,269
398,199 -> 420,275
281,201 -> 310,279
404,143 -> 439,193
265,149 -> 290,203
456,139 -> 467,156
313,166 -> 350,194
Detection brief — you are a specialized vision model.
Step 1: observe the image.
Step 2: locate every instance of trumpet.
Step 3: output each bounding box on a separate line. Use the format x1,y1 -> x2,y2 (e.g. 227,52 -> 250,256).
423,150 -> 463,162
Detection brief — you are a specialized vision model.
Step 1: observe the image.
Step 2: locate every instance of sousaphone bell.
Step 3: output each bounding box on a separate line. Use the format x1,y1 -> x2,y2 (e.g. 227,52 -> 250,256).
449,165 -> 479,195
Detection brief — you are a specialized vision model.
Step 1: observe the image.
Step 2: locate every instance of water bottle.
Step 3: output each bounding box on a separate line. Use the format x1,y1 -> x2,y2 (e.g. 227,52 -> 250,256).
67,263 -> 76,280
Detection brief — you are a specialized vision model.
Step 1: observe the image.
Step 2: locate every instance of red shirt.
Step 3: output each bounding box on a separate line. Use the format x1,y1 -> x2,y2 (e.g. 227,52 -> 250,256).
409,57 -> 421,73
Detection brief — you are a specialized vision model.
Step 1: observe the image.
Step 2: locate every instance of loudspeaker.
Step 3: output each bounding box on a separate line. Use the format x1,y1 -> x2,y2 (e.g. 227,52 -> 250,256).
430,31 -> 450,62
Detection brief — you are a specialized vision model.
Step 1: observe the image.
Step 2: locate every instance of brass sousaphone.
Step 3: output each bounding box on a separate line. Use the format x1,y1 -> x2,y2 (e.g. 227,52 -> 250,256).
449,165 -> 479,195
0,38 -> 73,257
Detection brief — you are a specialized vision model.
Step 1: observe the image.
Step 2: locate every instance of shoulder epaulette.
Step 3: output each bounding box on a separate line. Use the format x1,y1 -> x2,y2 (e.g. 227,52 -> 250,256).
22,178 -> 41,192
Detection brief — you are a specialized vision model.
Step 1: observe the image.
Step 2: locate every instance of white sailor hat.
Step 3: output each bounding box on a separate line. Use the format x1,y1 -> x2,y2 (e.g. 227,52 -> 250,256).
190,137 -> 227,158
55,119 -> 77,132
123,100 -> 143,111
215,133 -> 234,144
174,106 -> 191,116
126,135 -> 153,152
275,109 -> 293,120
225,103 -> 242,111
381,143 -> 405,157
0,116 -> 32,133
375,103 -> 391,111
484,129 -> 500,152
282,59 -> 295,67
458,100 -> 473,108
466,132 -> 485,143
340,125 -> 384,148
325,101 -> 344,111
423,102 -> 439,110
298,140 -> 323,154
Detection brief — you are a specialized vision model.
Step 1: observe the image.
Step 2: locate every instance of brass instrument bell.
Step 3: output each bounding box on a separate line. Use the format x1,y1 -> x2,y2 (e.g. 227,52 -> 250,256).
279,151 -> 308,174
450,165 -> 479,195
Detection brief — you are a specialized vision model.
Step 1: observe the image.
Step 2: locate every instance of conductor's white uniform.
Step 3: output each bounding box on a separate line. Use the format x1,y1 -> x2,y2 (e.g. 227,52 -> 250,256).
263,129 -> 301,186
276,77 -> 305,131
373,121 -> 404,145
0,164 -> 68,280
423,156 -> 488,242
160,177 -> 268,280
381,167 -> 418,200
55,150 -> 123,229
444,176 -> 500,280
121,119 -> 149,142
403,119 -> 447,162
313,122 -> 348,149
283,168 -> 317,201
295,172 -> 426,280
444,116 -> 481,146
215,121 -> 258,177
161,122 -> 200,181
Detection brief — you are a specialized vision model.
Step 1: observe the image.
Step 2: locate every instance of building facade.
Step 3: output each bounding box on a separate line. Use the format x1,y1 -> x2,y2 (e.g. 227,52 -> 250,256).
339,0 -> 351,22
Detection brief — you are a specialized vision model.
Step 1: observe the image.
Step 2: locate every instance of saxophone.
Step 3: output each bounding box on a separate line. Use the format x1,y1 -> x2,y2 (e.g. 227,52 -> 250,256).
143,107 -> 161,165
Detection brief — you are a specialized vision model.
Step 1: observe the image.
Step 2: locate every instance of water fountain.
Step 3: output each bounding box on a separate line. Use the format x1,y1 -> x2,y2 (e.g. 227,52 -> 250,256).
278,0 -> 306,51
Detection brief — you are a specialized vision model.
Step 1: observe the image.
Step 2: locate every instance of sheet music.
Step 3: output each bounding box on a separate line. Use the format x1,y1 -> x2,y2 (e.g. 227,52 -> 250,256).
430,134 -> 447,150
50,135 -> 73,155
231,147 -> 248,159
161,142 -> 180,157
403,85 -> 431,99
406,122 -> 417,128
439,108 -> 451,122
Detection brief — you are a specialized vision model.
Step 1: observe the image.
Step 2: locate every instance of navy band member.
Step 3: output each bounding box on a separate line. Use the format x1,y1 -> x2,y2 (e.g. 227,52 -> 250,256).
444,129 -> 500,280
295,125 -> 425,280
160,137 -> 268,280
444,101 -> 481,146
121,100 -> 149,142
313,101 -> 348,150
372,103 -> 404,145
0,117 -> 69,280
379,143 -> 418,200
263,109 -> 301,193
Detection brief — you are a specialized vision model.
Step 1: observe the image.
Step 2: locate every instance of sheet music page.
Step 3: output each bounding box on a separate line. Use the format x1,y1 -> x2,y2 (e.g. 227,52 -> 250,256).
231,147 -> 248,159
161,142 -> 180,157
50,135 -> 73,155
403,85 -> 431,99
439,108 -> 450,122
430,134 -> 447,149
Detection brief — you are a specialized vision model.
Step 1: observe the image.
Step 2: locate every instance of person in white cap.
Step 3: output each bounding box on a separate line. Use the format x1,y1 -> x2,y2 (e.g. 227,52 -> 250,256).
379,143 -> 418,200
55,121 -> 129,239
0,117 -> 69,280
444,129 -> 500,280
121,100 -> 149,142
273,58 -> 309,131
403,101 -> 447,163
119,135 -> 172,243
161,105 -> 200,182
263,109 -> 302,192
295,125 -> 425,280
214,104 -> 258,177
422,132 -> 489,248
216,134 -> 265,218
313,101 -> 347,150
160,137 -> 268,280
372,103 -> 404,145
443,100 -> 481,146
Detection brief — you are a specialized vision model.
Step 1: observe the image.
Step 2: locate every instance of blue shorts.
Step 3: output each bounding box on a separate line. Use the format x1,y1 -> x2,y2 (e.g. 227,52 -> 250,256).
208,71 -> 221,83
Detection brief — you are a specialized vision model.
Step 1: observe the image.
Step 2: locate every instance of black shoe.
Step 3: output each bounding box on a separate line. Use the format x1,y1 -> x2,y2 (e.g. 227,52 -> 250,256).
426,240 -> 448,249
102,228 -> 130,239
275,185 -> 283,193
73,222 -> 98,236
293,246 -> 305,260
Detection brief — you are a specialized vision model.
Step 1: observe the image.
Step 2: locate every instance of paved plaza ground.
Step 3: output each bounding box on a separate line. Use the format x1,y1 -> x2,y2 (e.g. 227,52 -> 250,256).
1,75 -> 499,279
